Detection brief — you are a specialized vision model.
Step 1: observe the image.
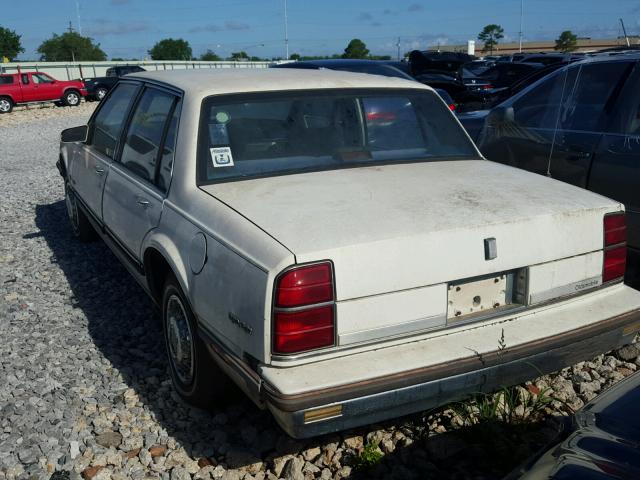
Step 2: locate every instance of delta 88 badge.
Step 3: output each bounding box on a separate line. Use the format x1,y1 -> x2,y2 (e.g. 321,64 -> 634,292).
210,147 -> 234,167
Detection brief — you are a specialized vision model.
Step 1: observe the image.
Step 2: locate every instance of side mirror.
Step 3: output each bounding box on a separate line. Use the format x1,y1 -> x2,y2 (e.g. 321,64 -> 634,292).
61,125 -> 88,143
487,105 -> 515,124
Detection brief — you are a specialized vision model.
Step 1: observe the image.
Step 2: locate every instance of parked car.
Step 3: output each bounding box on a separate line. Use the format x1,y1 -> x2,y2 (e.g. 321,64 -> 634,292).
408,50 -> 476,76
519,52 -> 584,65
272,59 -> 412,80
462,53 -> 640,285
84,65 -> 146,101
510,371 -> 640,479
57,69 -> 640,438
0,71 -> 86,113
461,62 -> 543,91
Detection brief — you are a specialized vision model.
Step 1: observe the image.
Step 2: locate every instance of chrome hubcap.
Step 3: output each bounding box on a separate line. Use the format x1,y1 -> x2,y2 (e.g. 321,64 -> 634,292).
166,295 -> 195,384
0,100 -> 10,112
97,89 -> 106,100
67,93 -> 79,105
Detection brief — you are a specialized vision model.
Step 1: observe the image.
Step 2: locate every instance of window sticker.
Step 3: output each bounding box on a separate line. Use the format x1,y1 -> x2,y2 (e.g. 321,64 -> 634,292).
209,123 -> 230,145
210,147 -> 234,168
215,111 -> 230,123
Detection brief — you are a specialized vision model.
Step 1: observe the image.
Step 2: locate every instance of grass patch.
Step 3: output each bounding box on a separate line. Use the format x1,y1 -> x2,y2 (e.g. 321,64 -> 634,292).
352,441 -> 384,470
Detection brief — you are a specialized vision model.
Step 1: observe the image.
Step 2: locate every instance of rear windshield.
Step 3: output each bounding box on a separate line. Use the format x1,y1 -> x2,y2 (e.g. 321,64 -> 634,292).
198,89 -> 476,183
0,75 -> 14,85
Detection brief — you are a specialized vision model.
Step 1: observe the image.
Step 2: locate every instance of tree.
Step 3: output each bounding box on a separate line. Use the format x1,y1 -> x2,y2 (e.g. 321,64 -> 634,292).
478,24 -> 504,55
555,30 -> 578,53
37,32 -> 106,61
148,38 -> 192,60
229,51 -> 249,61
0,26 -> 24,60
342,38 -> 369,59
289,53 -> 301,61
199,49 -> 221,61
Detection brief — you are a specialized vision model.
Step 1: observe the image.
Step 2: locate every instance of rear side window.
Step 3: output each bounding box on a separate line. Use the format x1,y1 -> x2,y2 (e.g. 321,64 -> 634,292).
512,69 -> 568,128
558,62 -> 631,132
0,75 -> 13,85
120,88 -> 177,184
21,74 -> 29,85
91,83 -> 139,159
198,89 -> 477,183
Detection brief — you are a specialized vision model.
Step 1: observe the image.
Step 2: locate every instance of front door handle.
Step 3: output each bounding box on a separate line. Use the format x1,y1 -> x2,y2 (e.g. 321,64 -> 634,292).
136,197 -> 151,208
94,167 -> 105,175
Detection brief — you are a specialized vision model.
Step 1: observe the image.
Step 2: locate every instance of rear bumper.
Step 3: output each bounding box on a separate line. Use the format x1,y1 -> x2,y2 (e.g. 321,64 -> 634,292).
260,285 -> 640,438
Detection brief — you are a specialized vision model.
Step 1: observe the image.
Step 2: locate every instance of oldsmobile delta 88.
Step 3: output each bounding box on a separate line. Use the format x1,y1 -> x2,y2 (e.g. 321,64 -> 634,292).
57,69 -> 640,437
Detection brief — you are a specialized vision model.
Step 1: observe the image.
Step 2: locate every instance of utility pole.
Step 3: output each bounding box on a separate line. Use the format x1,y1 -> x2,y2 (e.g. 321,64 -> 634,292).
67,21 -> 75,33
284,0 -> 289,60
396,37 -> 401,61
76,1 -> 82,35
518,0 -> 524,53
620,18 -> 630,47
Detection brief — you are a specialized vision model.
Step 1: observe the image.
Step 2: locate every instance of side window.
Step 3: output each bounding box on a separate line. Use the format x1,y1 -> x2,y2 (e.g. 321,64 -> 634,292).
512,69 -> 569,128
91,83 -> 139,159
120,88 -> 176,184
615,65 -> 640,135
32,73 -> 53,84
558,62 -> 631,132
157,102 -> 180,193
21,74 -> 29,85
0,75 -> 14,84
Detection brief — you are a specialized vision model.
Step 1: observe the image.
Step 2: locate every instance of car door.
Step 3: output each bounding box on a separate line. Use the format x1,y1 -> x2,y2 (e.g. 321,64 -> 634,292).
549,60 -> 635,188
102,85 -> 180,262
19,73 -> 36,102
588,61 -> 640,280
31,73 -> 60,100
69,82 -> 140,221
478,67 -> 570,176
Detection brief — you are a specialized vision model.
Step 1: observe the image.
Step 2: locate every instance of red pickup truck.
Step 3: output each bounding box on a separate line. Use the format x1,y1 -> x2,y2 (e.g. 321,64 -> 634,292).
0,72 -> 87,114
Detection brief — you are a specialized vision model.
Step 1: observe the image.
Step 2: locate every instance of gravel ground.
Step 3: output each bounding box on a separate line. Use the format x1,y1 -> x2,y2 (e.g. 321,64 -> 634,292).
1,105 -> 640,480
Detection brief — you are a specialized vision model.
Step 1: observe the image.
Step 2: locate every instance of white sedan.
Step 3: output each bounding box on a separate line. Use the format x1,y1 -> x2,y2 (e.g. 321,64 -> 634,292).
57,68 -> 640,438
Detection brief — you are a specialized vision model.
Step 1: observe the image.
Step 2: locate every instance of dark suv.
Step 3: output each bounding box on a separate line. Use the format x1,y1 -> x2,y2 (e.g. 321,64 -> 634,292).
463,54 -> 640,284
84,65 -> 146,101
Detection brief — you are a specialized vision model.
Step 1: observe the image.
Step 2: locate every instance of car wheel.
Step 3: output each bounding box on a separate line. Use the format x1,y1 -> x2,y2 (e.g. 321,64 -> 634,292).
62,90 -> 81,107
162,275 -> 238,408
96,87 -> 108,101
65,181 -> 95,242
0,97 -> 13,114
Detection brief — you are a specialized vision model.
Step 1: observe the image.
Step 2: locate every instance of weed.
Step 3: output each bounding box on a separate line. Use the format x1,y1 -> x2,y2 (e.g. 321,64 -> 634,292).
353,441 -> 383,470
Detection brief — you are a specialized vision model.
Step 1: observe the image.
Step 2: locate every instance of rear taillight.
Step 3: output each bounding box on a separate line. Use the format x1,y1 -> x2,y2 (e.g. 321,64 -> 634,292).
603,212 -> 627,283
273,262 -> 335,354
448,104 -> 456,111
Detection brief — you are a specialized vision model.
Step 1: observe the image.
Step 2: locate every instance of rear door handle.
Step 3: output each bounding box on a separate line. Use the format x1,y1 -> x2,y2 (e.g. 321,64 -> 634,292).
94,167 -> 105,175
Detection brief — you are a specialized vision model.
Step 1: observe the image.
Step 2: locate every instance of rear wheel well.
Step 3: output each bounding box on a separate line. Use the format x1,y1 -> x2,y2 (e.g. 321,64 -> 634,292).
144,248 -> 173,306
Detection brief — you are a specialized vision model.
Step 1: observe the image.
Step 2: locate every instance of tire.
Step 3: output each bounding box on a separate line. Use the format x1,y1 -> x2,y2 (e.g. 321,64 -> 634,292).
162,274 -> 238,408
64,181 -> 95,242
0,96 -> 13,114
96,87 -> 108,101
62,90 -> 81,107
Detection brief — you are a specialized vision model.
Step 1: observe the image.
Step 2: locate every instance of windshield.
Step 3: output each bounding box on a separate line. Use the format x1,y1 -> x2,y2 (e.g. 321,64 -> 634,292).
198,89 -> 476,183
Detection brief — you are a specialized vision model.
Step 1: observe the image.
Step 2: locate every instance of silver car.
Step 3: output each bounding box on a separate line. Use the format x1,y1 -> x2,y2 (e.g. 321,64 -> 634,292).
58,69 -> 640,438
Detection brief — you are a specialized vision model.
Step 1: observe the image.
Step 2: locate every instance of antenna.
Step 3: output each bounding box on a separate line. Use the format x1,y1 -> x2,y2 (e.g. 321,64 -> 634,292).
619,18 -> 630,47
396,37 -> 401,61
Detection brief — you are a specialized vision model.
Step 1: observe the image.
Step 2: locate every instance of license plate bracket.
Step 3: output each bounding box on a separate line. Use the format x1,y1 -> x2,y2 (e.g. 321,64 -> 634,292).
447,271 -> 522,323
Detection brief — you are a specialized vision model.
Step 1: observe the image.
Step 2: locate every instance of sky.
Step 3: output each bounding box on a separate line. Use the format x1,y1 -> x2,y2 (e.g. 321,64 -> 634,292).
3,0 -> 640,60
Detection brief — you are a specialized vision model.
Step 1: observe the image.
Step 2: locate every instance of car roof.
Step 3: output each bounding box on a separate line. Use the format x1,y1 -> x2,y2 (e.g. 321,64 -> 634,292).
128,68 -> 428,97
278,59 -> 402,67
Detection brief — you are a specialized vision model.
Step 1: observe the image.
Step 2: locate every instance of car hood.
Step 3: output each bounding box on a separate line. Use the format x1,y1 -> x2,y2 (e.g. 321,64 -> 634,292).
201,160 -> 618,300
